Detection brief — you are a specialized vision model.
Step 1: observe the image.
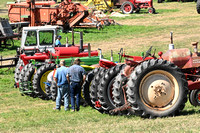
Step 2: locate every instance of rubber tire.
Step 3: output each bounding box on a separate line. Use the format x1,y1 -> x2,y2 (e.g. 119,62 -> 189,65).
127,59 -> 188,118
148,8 -> 156,14
82,68 -> 100,107
14,59 -> 24,85
121,1 -> 134,14
45,81 -> 51,100
50,80 -> 57,101
90,67 -> 106,112
19,64 -> 30,92
189,89 -> 200,106
23,63 -> 36,97
112,68 -> 135,115
33,63 -> 56,99
197,0 -> 200,14
98,64 -> 125,113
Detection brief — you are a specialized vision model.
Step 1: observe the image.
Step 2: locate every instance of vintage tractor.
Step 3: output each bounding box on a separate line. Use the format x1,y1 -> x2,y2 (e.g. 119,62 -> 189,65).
84,0 -> 155,14
82,38 -> 200,118
14,25 -> 101,99
105,42 -> 200,118
7,0 -> 115,30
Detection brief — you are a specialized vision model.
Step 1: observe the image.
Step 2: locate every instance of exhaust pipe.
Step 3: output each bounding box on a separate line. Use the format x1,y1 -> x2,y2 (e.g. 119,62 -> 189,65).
111,50 -> 113,61
72,28 -> 74,46
169,32 -> 174,50
80,32 -> 83,52
192,42 -> 198,54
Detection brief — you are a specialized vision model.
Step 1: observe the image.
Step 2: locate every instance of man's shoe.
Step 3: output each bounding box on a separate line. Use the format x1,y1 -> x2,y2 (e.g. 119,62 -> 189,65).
53,107 -> 60,111
76,108 -> 80,112
71,109 -> 75,112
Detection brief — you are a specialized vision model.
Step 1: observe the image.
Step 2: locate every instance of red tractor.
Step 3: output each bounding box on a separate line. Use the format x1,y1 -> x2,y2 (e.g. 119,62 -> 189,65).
82,40 -> 200,118
119,0 -> 155,14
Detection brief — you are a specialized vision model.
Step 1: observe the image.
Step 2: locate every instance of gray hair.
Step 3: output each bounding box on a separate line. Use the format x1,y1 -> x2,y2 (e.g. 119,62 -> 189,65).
60,60 -> 65,65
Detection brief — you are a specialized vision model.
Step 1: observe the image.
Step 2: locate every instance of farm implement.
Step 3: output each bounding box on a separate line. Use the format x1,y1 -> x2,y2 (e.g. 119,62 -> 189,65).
7,0 -> 115,30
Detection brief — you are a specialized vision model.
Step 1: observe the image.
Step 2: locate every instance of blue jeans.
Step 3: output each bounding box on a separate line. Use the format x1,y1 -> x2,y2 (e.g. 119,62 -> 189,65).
56,84 -> 69,110
70,82 -> 81,110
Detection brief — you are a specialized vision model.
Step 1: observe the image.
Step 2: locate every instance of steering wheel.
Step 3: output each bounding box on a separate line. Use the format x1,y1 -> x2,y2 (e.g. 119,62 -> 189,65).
143,46 -> 152,60
118,48 -> 123,63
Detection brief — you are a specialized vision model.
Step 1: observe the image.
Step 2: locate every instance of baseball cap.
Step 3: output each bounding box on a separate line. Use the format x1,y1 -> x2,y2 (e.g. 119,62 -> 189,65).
58,35 -> 62,39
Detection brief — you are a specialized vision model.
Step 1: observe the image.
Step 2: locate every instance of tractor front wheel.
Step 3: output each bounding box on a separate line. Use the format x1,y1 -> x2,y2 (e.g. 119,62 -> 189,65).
121,1 -> 134,14
148,8 -> 156,14
127,59 -> 188,118
189,89 -> 200,106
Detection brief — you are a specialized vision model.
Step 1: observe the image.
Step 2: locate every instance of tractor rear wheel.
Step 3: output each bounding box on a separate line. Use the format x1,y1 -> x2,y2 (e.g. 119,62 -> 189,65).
14,59 -> 24,86
121,1 -> 134,14
90,67 -> 106,113
148,8 -> 155,14
112,68 -> 135,115
127,59 -> 188,118
50,81 -> 57,101
189,89 -> 200,106
23,63 -> 36,97
19,64 -> 30,93
82,68 -> 100,107
33,63 -> 56,99
98,64 -> 125,113
197,0 -> 200,14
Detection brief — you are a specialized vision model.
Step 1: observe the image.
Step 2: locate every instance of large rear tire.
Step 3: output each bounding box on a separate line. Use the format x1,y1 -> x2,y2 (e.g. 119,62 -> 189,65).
90,67 -> 106,112
33,63 -> 56,99
98,65 -> 125,113
112,68 -> 135,115
82,68 -> 100,107
19,64 -> 30,93
23,63 -> 36,97
14,59 -> 24,86
50,81 -> 57,101
127,59 -> 188,118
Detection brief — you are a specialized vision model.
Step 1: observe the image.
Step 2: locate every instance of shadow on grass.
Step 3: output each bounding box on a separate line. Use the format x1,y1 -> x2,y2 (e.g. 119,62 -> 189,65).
180,109 -> 200,116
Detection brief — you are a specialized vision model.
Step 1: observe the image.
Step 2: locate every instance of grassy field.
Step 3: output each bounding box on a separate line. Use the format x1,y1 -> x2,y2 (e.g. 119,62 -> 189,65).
1,0 -> 200,132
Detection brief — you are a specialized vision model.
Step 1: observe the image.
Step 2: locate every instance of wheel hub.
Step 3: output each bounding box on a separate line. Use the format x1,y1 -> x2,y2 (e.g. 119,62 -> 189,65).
140,71 -> 176,108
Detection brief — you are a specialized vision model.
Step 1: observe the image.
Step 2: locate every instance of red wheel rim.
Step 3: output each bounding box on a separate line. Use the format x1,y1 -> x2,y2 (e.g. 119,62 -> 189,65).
197,92 -> 200,102
124,4 -> 132,12
149,9 -> 153,13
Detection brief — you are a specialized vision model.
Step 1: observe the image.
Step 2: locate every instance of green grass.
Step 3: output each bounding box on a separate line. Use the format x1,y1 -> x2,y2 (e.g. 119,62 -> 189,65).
2,1 -> 200,132
1,69 -> 200,132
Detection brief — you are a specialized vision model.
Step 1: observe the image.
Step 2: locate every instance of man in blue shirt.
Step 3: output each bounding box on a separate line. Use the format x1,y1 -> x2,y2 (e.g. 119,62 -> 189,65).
67,58 -> 86,112
53,60 -> 70,111
55,35 -> 62,47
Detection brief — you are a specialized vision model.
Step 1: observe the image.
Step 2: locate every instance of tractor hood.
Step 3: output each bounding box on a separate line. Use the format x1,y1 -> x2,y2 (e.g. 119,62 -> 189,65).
162,48 -> 192,68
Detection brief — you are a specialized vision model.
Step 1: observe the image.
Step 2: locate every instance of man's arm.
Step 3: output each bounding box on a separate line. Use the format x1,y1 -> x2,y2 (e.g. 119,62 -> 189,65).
67,74 -> 70,84
54,77 -> 57,85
